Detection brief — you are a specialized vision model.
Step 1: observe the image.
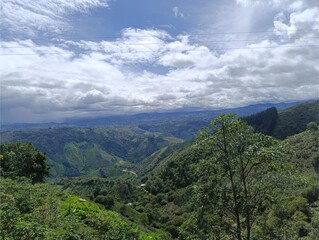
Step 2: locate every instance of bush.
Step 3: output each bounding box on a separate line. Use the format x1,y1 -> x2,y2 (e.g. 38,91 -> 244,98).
304,185 -> 319,204
307,122 -> 318,131
95,195 -> 115,209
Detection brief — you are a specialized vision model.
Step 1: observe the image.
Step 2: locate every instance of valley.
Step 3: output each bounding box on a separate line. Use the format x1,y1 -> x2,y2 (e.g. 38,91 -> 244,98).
1,100 -> 319,239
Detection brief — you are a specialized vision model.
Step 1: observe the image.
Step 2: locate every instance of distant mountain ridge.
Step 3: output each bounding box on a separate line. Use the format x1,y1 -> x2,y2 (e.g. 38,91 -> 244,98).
2,101 -> 301,130
1,100 -> 317,179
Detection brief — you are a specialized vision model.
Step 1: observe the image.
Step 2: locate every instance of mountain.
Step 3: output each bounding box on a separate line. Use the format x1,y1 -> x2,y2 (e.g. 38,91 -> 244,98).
273,100 -> 319,139
57,121 -> 319,239
125,102 -> 300,140
2,102 -> 299,134
242,107 -> 278,135
137,142 -> 190,177
138,101 -> 319,179
242,100 -> 319,139
1,101 -> 315,178
0,127 -> 173,178
2,101 -> 319,239
1,101 -> 316,179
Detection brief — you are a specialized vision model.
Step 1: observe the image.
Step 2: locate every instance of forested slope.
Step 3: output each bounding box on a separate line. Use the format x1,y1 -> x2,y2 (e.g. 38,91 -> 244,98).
59,115 -> 319,239
0,127 -> 171,178
1,102 -> 319,239
273,100 -> 319,139
0,142 -> 167,239
0,178 -> 167,239
136,116 -> 319,239
284,127 -> 319,178
243,101 -> 319,139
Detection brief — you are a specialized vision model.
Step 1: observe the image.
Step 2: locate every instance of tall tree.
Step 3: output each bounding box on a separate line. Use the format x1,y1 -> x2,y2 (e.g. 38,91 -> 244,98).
0,141 -> 49,183
180,114 -> 293,240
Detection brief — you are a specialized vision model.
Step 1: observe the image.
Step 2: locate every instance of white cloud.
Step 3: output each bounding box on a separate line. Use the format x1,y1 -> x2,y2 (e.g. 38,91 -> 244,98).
158,37 -> 216,68
273,6 -> 319,39
1,0 -> 109,36
172,6 -> 185,19
236,0 -> 319,9
1,1 -> 319,123
1,27 -> 318,123
64,28 -> 170,64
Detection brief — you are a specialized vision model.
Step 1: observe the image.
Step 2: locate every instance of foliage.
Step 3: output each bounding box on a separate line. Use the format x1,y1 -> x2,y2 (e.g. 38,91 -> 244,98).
241,101 -> 319,140
180,114 -> 297,240
0,177 -> 161,239
48,107 -> 319,239
0,141 -> 49,183
137,142 -> 190,177
95,195 -> 115,209
272,100 -> 319,139
56,176 -> 192,239
61,195 -> 140,239
242,107 -> 278,135
1,102 -> 319,239
138,120 -> 209,141
307,121 -> 318,131
284,128 -> 319,177
252,194 -> 319,240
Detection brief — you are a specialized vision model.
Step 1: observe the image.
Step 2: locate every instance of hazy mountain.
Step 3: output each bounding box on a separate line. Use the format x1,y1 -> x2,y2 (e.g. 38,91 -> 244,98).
2,102 -> 299,131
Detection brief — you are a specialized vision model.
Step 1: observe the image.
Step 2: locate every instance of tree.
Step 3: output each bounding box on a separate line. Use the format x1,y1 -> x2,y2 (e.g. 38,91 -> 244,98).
180,114 -> 294,240
242,107 -> 278,135
95,195 -> 115,209
307,121 -> 318,131
0,141 -> 49,183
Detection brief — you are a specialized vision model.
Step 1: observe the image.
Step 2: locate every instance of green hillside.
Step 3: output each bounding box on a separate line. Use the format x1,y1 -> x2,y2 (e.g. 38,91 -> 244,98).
1,102 -> 319,239
136,141 -> 190,177
0,178 -> 167,239
2,101 -> 316,179
0,127 -> 171,178
273,101 -> 319,139
0,142 -> 166,239
284,127 -> 319,179
242,107 -> 278,135
145,125 -> 319,239
59,112 -> 319,239
243,101 -> 319,139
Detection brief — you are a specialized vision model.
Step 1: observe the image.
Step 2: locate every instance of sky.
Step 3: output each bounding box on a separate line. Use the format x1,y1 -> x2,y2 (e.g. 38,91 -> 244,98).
1,0 -> 319,123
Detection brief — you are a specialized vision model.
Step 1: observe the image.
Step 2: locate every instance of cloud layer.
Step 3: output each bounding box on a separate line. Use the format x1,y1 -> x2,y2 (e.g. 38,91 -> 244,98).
1,0 -> 109,36
1,0 -> 319,123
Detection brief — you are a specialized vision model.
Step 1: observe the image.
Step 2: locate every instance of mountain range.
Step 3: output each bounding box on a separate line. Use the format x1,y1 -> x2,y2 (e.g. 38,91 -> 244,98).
1,100 -> 319,239
1,100 -> 318,179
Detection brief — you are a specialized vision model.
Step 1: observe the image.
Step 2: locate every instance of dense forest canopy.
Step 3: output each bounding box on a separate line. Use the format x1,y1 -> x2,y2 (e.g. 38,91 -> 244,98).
0,141 -> 49,183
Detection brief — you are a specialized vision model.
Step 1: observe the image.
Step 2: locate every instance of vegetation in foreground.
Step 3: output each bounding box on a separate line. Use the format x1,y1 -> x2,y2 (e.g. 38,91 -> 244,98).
1,103 -> 319,239
0,142 -> 167,239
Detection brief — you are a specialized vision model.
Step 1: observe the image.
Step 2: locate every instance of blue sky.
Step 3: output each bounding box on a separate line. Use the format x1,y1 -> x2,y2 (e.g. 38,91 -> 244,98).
1,0 -> 319,123
68,1 -> 187,39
